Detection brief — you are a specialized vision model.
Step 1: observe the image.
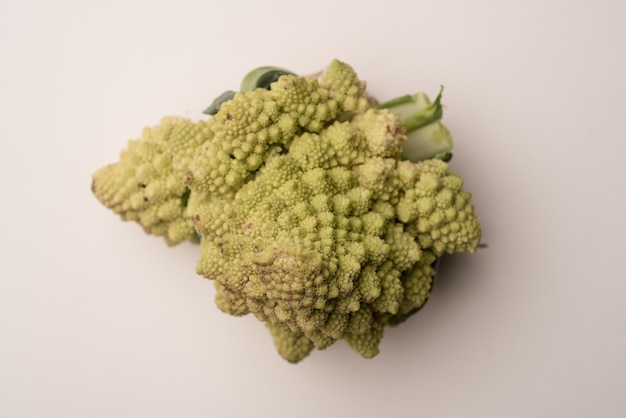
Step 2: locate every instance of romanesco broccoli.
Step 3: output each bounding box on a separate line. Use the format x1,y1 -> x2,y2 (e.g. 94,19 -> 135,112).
92,60 -> 481,363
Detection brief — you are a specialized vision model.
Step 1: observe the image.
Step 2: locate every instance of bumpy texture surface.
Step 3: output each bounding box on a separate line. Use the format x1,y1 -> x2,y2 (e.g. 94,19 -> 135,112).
92,117 -> 213,245
92,60 -> 481,362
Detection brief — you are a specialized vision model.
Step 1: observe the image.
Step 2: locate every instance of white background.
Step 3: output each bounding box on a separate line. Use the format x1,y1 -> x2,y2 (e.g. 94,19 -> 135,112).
2,0 -> 625,417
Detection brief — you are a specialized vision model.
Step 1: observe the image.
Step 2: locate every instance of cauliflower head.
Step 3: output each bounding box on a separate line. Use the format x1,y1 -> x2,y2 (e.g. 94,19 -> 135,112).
92,60 -> 481,363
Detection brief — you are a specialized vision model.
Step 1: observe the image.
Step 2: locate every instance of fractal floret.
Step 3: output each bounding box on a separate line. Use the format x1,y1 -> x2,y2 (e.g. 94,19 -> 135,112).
92,60 -> 481,363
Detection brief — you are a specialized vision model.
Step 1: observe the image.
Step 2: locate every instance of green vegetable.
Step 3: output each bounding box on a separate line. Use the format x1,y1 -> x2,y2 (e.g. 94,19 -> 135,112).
204,67 -> 295,115
92,60 -> 481,363
376,87 -> 453,161
239,66 -> 294,92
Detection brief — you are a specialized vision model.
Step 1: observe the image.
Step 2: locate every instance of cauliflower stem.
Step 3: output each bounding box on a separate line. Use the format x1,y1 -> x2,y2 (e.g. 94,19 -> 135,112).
92,60 -> 480,363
